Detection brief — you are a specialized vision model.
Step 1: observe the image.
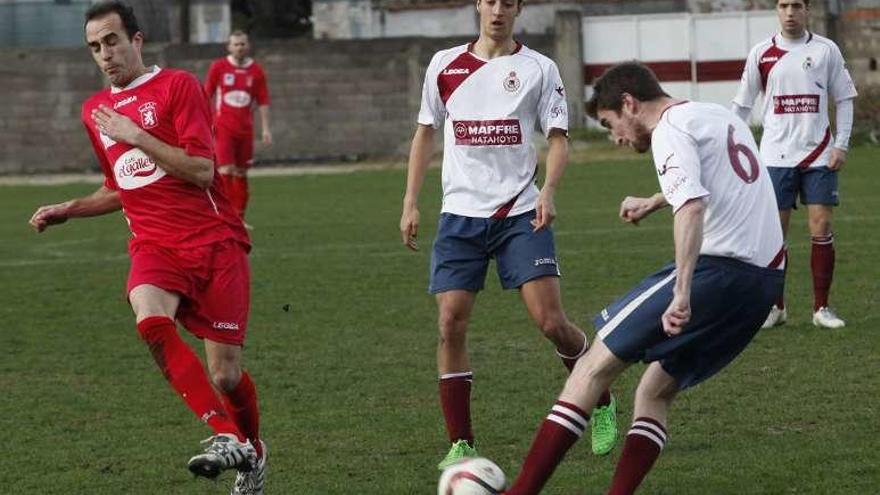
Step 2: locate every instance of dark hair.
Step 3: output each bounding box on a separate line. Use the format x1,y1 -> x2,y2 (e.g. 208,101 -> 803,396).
586,62 -> 669,119
84,1 -> 141,41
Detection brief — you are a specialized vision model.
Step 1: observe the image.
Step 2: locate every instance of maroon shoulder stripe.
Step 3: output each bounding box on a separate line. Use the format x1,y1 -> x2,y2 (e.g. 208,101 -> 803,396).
797,126 -> 831,168
438,52 -> 487,105
759,40 -> 788,91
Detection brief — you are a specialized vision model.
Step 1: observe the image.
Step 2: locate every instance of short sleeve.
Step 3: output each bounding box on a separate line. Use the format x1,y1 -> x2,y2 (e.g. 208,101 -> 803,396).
81,107 -> 118,191
204,61 -> 219,99
732,45 -> 762,108
254,65 -> 270,106
651,121 -> 709,213
417,52 -> 445,128
170,72 -> 215,160
537,60 -> 568,136
828,44 -> 858,102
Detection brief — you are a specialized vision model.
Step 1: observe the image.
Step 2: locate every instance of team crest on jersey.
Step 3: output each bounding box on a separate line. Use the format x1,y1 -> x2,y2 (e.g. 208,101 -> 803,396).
224,73 -> 235,86
803,56 -> 814,71
503,71 -> 521,93
137,102 -> 158,129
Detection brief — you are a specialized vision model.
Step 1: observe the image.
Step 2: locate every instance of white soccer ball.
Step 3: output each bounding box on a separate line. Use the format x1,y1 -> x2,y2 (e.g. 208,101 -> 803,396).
438,457 -> 507,495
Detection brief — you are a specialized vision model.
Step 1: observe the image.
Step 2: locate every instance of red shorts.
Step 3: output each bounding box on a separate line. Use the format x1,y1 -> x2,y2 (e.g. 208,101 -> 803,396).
215,126 -> 254,169
127,240 -> 250,345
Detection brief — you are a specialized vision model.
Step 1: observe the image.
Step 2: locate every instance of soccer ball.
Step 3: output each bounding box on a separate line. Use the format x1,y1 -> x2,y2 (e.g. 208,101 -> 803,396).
438,457 -> 507,495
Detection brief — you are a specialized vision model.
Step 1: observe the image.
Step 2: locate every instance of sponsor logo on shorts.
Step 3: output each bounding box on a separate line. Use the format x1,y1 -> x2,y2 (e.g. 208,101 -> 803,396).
213,321 -> 240,331
534,257 -> 557,267
601,309 -> 610,321
773,94 -> 819,114
453,119 -> 522,146
113,95 -> 137,109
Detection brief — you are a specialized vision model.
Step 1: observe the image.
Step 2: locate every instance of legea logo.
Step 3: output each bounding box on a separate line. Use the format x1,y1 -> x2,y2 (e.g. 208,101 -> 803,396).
113,148 -> 166,190
213,321 -> 240,330
442,68 -> 470,76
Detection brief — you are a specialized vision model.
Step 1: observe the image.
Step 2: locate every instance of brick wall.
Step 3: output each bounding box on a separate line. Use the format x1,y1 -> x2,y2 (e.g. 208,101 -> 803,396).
0,35 -> 552,174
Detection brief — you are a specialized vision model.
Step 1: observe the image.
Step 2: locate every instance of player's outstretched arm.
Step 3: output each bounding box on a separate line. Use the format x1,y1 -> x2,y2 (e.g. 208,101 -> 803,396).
662,197 -> 704,336
29,185 -> 121,233
619,192 -> 668,225
400,124 -> 434,251
532,129 -> 568,232
91,105 -> 214,189
258,105 -> 272,146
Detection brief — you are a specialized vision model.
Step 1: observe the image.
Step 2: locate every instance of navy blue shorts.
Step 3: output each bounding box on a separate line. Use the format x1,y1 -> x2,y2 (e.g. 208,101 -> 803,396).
593,256 -> 784,390
429,210 -> 560,294
768,166 -> 839,209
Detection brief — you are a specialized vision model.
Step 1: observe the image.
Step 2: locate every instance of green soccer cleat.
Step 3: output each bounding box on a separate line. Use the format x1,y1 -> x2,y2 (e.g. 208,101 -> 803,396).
591,394 -> 619,456
437,439 -> 479,470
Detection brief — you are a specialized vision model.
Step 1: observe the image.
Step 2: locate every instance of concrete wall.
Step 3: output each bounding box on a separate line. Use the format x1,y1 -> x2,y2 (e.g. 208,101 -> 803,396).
0,35 -> 555,174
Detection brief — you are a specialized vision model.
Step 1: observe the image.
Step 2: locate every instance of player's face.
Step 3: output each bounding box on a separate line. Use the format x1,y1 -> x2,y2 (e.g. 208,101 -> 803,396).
85,13 -> 144,87
777,0 -> 808,37
228,35 -> 250,60
477,0 -> 521,41
596,104 -> 652,154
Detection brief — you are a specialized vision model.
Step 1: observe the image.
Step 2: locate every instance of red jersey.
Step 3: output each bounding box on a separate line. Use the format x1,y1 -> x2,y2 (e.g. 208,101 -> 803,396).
205,57 -> 270,135
82,66 -> 250,252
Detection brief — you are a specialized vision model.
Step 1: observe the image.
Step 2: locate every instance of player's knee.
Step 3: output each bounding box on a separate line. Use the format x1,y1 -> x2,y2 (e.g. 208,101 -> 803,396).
210,365 -> 242,392
536,313 -> 570,343
573,358 -> 616,388
437,311 -> 468,343
635,379 -> 677,404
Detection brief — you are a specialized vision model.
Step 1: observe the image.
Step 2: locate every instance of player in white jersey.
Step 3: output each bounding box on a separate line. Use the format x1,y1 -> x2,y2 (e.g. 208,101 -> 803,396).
502,62 -> 784,495
732,0 -> 857,329
399,0 -> 618,470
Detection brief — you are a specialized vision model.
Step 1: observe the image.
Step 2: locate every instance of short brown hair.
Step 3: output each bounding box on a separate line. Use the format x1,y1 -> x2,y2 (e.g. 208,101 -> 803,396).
84,1 -> 141,41
586,62 -> 669,119
229,30 -> 248,39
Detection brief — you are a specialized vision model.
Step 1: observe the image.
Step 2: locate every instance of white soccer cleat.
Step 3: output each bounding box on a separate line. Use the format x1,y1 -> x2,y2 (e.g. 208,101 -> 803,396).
761,305 -> 787,329
188,433 -> 256,479
812,307 -> 845,329
231,440 -> 267,495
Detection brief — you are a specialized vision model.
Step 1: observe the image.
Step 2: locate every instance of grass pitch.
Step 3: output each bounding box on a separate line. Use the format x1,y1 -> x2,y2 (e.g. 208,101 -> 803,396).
1,145 -> 878,493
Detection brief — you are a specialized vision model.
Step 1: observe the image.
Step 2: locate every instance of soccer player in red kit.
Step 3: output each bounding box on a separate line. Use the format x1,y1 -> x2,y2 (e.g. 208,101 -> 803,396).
29,3 -> 266,493
205,30 -> 272,223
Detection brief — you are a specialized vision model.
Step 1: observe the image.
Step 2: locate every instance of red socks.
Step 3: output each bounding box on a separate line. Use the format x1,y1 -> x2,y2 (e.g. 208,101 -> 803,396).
811,233 -> 835,311
506,401 -> 589,495
221,371 -> 262,457
439,372 -> 474,445
220,174 -> 250,218
136,317 -> 243,441
607,417 -> 668,495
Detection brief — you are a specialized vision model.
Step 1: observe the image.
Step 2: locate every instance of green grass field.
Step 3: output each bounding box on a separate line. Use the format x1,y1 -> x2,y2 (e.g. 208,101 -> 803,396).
2,146 -> 878,494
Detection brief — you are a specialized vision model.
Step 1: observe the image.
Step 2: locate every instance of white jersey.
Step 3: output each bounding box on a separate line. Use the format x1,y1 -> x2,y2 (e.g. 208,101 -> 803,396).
733,32 -> 857,168
418,43 -> 568,218
652,101 -> 785,269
